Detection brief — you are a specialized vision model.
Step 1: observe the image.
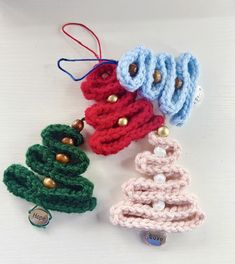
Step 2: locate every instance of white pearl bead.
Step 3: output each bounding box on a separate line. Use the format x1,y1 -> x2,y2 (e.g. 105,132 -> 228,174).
153,201 -> 165,211
154,147 -> 166,158
153,174 -> 166,184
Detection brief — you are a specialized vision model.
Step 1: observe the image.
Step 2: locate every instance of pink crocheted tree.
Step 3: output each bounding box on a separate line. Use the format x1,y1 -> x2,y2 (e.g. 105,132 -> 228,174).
110,131 -> 205,245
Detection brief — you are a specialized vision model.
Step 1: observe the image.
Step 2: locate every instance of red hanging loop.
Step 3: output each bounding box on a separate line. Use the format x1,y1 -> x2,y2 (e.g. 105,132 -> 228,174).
62,22 -> 102,60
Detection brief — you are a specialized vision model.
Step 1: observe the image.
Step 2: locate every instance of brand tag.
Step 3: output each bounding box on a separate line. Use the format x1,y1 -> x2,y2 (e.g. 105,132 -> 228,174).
143,231 -> 167,246
28,206 -> 52,228
194,85 -> 204,105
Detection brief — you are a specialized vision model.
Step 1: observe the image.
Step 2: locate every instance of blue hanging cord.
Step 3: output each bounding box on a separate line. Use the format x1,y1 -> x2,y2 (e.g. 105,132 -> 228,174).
57,58 -> 118,81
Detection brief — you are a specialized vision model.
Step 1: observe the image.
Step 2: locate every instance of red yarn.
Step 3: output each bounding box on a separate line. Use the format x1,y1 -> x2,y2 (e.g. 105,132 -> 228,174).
81,64 -> 122,101
81,64 -> 165,155
89,113 -> 164,155
85,92 -> 136,129
62,23 -> 102,60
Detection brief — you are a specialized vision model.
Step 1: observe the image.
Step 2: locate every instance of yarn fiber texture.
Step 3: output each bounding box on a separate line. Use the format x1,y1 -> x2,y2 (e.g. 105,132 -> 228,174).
117,46 -> 199,126
81,64 -> 165,155
3,124 -> 96,213
110,132 -> 205,233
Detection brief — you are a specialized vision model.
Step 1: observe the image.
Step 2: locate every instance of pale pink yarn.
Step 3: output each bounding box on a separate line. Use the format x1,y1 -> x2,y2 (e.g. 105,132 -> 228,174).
110,132 -> 205,233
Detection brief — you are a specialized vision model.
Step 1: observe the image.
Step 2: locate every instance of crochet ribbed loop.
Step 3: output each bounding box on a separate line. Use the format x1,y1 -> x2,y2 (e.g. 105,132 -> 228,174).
42,124 -> 84,147
110,132 -> 205,233
139,53 -> 176,101
117,47 -> 200,126
117,46 -> 152,92
3,164 -> 96,213
88,105 -> 164,155
81,64 -> 121,101
26,144 -> 89,185
169,53 -> 199,126
134,132 -> 181,170
25,125 -> 90,185
85,92 -> 136,129
110,201 -> 204,233
122,169 -> 190,198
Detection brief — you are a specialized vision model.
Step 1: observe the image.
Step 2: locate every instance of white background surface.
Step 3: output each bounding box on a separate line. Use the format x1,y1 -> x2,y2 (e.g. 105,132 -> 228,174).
0,1 -> 235,263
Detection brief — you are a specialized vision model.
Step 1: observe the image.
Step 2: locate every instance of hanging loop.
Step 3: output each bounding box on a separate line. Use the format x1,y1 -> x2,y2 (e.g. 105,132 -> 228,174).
57,58 -> 118,81
58,22 -> 117,81
62,23 -> 102,60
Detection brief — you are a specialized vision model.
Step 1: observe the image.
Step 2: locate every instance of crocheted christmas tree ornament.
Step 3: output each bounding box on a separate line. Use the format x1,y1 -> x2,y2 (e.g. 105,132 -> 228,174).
117,46 -> 200,126
110,131 -> 205,240
81,63 -> 165,155
3,124 -> 96,213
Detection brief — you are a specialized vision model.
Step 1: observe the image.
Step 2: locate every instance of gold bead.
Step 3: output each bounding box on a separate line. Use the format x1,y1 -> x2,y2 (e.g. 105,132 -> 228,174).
129,63 -> 138,77
157,126 -> 169,137
72,119 -> 84,132
61,137 -> 74,145
43,177 -> 56,189
101,72 -> 109,79
107,94 -> 118,103
153,70 -> 162,83
118,117 -> 128,126
56,153 -> 70,164
175,77 -> 183,89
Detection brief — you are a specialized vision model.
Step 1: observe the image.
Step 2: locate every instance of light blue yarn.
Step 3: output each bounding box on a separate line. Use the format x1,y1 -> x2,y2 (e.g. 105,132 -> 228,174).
139,53 -> 176,102
169,53 -> 199,126
117,46 -> 153,92
117,47 -> 199,126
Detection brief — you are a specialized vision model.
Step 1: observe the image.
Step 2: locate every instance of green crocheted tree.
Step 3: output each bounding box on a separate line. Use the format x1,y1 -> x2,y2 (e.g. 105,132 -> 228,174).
3,124 -> 96,213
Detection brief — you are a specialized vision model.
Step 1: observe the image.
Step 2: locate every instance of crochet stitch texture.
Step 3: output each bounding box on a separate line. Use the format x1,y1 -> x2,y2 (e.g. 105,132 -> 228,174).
81,63 -> 165,155
3,124 -> 96,213
110,132 -> 205,232
117,46 -> 199,126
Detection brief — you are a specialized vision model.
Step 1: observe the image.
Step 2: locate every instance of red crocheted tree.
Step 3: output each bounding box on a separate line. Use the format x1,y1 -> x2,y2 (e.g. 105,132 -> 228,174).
81,64 -> 165,155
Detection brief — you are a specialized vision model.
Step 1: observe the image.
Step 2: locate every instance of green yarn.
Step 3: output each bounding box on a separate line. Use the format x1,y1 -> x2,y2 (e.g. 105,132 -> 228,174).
42,124 -> 84,147
3,124 -> 96,213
